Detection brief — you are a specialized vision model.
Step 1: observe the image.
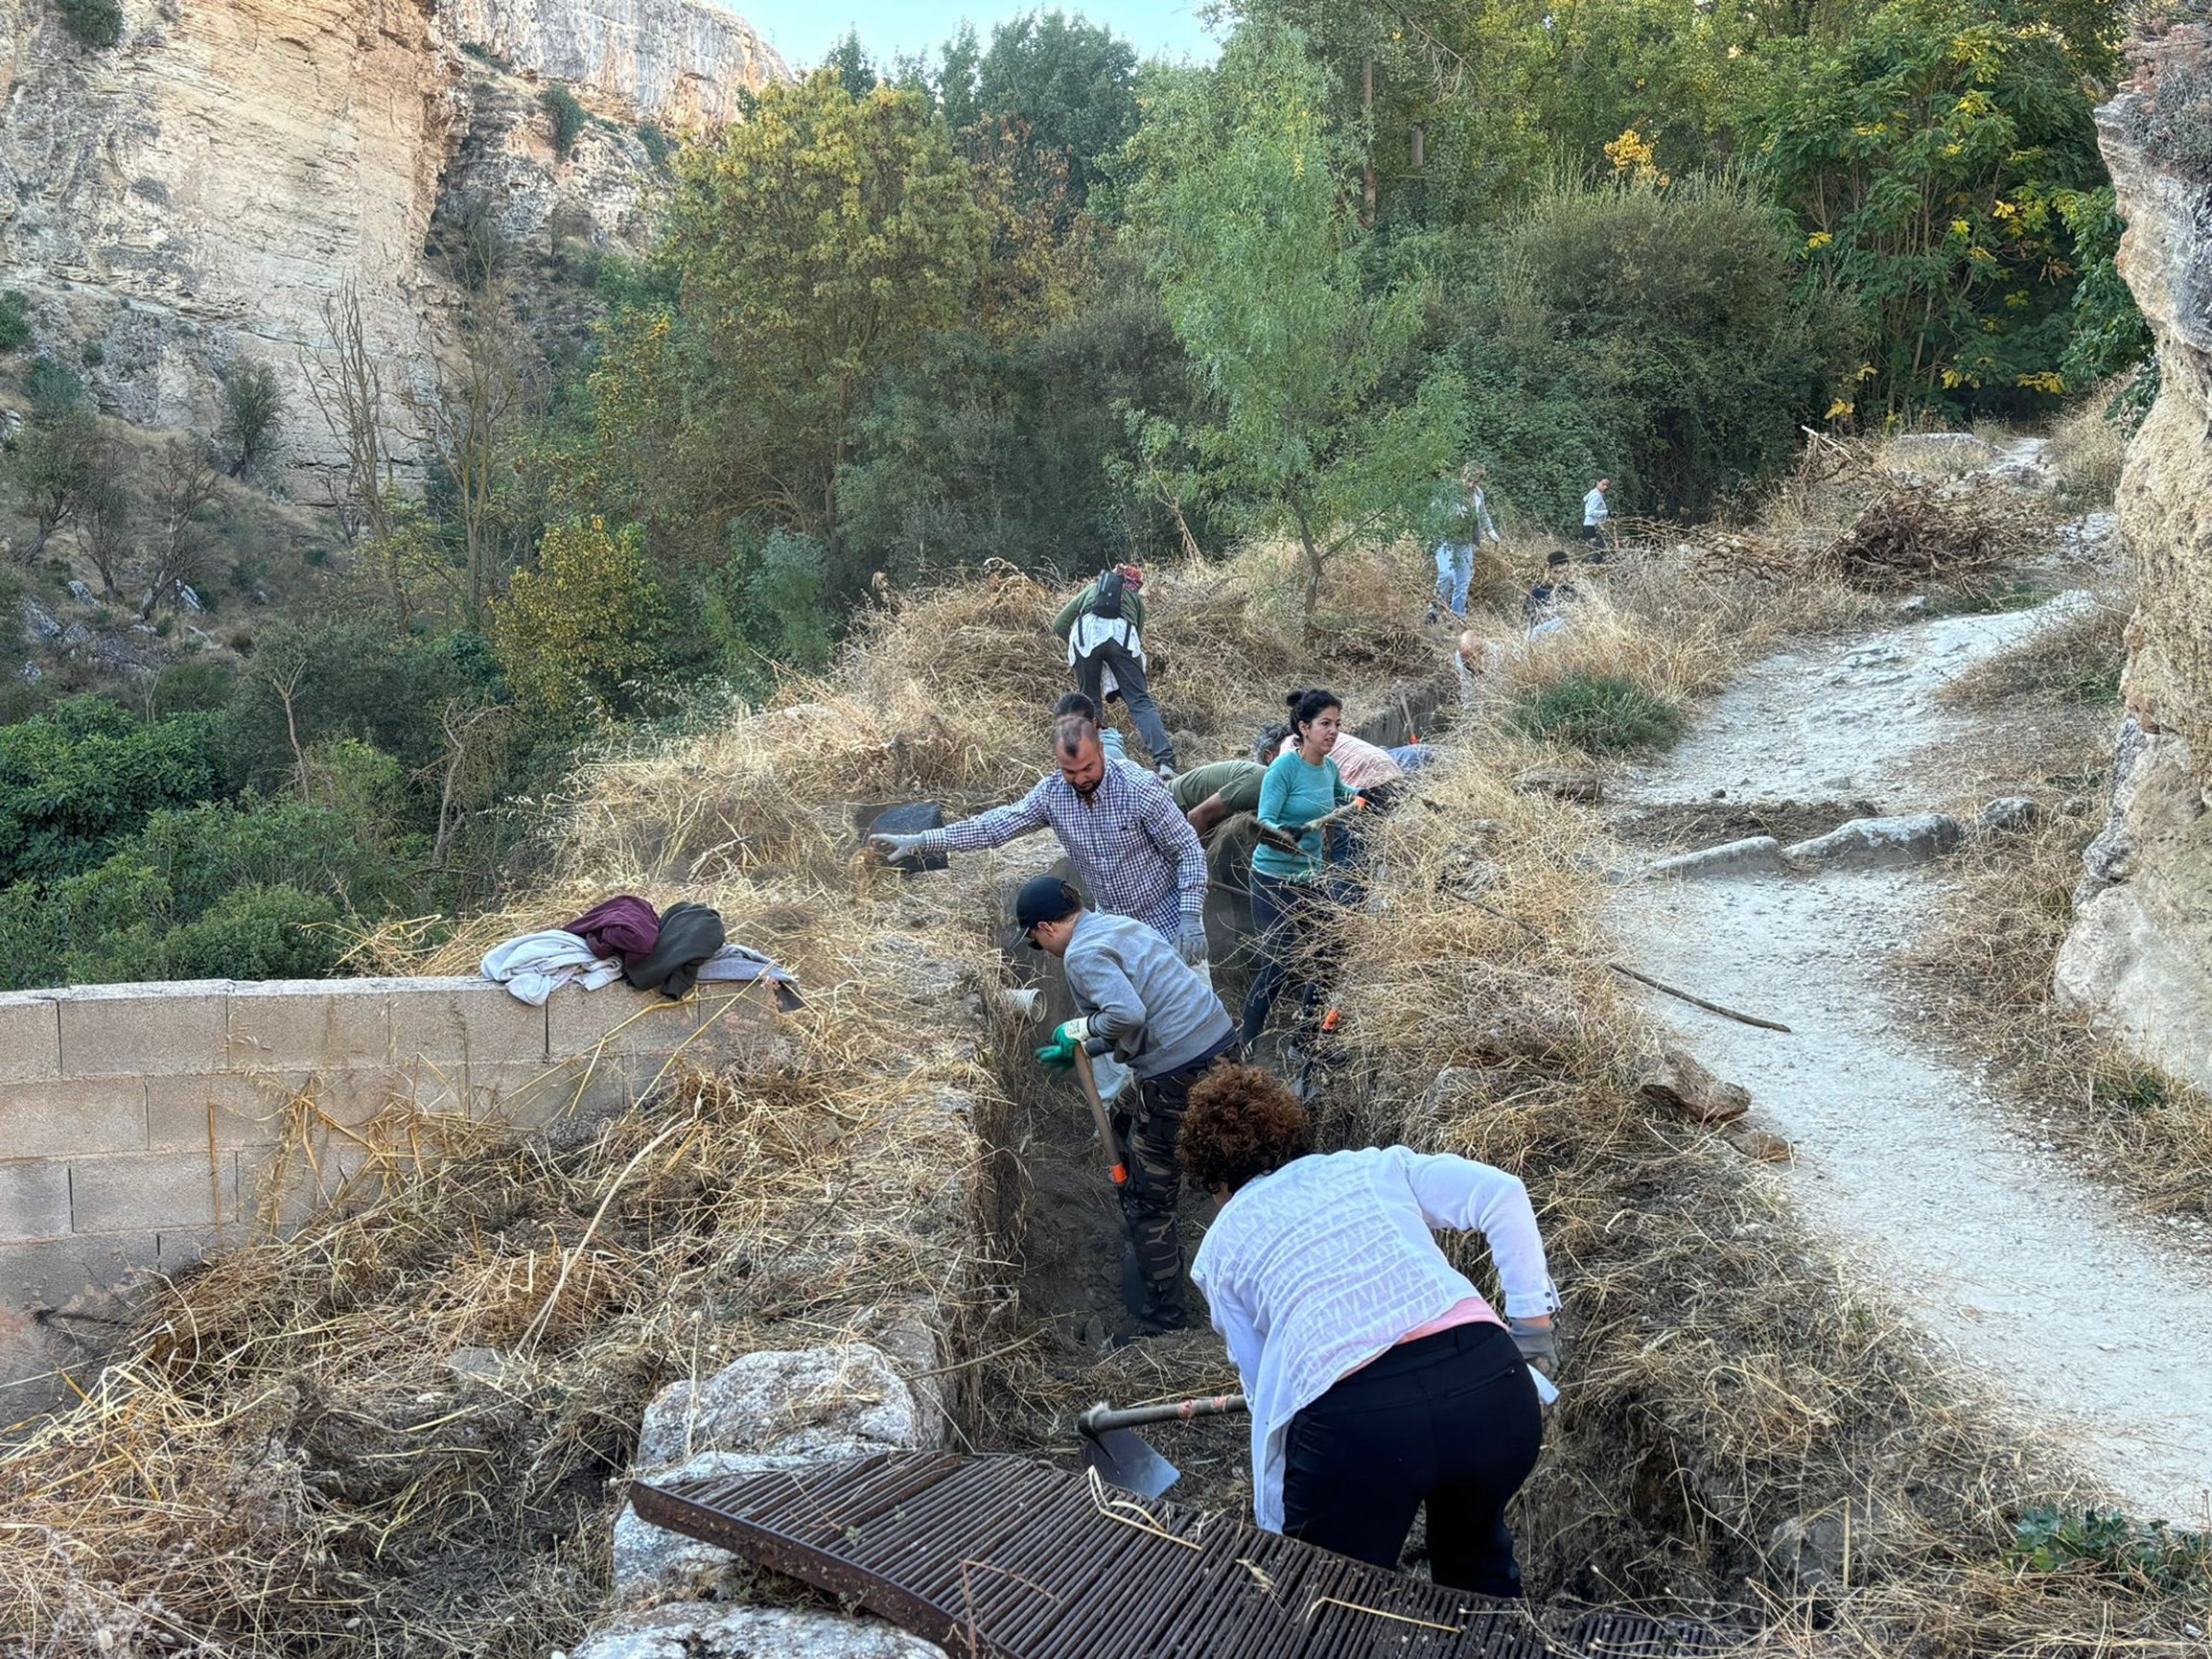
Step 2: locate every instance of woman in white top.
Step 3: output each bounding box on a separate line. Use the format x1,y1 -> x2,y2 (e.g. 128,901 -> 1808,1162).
1182,1064 -> 1559,1597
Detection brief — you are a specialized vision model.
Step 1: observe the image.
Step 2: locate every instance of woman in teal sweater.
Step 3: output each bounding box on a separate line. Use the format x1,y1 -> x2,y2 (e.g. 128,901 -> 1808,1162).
1244,688 -> 1357,1046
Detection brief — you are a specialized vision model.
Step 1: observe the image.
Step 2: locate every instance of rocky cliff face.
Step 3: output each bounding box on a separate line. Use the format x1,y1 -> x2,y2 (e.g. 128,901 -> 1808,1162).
0,0 -> 784,501
2055,23 -> 2212,1087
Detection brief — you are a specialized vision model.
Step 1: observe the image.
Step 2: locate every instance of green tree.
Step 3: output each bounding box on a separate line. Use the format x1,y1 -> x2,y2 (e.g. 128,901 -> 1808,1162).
0,291 -> 31,353
541,85 -> 587,161
974,11 -> 1140,212
601,70 -> 986,558
7,408 -> 103,556
57,0 -> 123,49
219,359 -> 286,479
1125,24 -> 1458,614
0,699 -> 221,886
1750,0 -> 2110,416
491,517 -> 666,720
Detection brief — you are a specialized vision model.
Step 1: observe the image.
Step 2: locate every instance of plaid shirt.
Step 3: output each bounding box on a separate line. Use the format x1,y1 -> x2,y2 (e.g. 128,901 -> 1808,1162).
919,764 -> 1206,942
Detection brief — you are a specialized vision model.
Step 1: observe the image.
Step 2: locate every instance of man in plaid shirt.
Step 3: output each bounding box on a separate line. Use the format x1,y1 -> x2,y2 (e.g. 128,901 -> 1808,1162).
870,714 -> 1211,967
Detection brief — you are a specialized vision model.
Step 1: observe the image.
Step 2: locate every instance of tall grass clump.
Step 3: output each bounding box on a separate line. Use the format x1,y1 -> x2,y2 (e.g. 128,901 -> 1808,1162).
1511,673 -> 1686,755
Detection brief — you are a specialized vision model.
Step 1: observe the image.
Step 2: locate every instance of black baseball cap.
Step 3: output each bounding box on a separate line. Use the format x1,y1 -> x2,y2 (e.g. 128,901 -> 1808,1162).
1010,875 -> 1083,947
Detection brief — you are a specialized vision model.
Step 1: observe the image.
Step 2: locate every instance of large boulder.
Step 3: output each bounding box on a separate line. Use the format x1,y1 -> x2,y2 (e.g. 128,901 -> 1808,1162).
617,1344 -> 936,1609
572,1603 -> 947,1659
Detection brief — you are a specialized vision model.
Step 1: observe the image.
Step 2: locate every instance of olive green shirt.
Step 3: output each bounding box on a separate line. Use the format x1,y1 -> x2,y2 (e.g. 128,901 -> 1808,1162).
1169,759 -> 1267,816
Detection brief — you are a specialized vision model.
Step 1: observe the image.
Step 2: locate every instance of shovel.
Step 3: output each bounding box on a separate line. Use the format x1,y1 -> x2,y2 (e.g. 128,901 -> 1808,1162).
1072,1043 -> 1148,1321
1076,1393 -> 1249,1499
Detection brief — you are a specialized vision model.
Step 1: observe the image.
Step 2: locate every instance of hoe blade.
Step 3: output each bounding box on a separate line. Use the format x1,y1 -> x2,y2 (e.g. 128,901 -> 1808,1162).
1082,1424 -> 1180,1499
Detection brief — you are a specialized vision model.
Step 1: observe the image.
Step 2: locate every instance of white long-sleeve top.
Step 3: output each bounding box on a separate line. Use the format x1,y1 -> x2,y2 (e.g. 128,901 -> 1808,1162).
1189,1146 -> 1559,1531
480,930 -> 623,1006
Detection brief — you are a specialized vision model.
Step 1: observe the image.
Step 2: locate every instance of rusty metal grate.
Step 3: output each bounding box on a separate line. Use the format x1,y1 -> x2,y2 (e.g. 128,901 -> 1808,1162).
629,1452 -> 1721,1658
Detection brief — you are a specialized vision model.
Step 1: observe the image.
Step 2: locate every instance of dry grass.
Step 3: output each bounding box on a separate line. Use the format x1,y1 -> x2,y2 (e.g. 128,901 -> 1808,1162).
2044,395 -> 2131,505
1941,591 -> 2130,712
0,1001 -> 1008,1656
1316,744 -> 2205,1649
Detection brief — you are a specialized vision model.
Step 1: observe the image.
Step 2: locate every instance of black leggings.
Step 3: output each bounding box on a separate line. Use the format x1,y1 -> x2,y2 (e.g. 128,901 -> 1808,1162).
1280,1321 -> 1542,1597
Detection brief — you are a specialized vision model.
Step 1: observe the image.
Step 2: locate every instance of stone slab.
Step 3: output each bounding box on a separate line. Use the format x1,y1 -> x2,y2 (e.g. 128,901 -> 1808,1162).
0,993 -> 61,1085
68,1151 -> 241,1233
1645,836 -> 1786,881
0,1081 -> 146,1160
0,1162 -> 77,1246
58,982 -> 233,1080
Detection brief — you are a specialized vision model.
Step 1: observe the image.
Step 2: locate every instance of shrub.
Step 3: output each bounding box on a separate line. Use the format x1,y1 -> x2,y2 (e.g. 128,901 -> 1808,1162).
0,701 -> 223,886
2045,393 -> 2130,504
144,884 -> 346,980
78,339 -> 103,366
23,353 -> 81,416
0,291 -> 30,353
2010,1507 -> 2212,1596
491,517 -> 666,721
1511,672 -> 1687,755
56,0 -> 122,48
637,122 -> 673,167
149,660 -> 239,718
219,359 -> 285,480
541,85 -> 587,161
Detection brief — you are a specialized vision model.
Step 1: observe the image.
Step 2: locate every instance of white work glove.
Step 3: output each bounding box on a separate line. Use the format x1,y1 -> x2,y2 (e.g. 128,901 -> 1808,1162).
1176,921 -> 1209,968
1508,1316 -> 1557,1378
869,831 -> 925,863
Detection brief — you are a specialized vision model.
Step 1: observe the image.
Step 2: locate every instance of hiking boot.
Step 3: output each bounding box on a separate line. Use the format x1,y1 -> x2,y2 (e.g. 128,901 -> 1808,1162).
1156,761 -> 1176,782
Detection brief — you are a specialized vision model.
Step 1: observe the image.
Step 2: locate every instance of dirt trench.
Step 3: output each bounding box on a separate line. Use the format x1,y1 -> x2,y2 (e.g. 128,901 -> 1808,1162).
1613,596 -> 2212,1527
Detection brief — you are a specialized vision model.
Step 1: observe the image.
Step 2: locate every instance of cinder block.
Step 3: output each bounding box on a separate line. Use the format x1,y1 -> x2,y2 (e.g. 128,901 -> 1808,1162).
547,985 -> 702,1062
246,1138 -> 378,1228
0,1082 -> 146,1159
145,1073 -> 303,1152
407,1057 -> 568,1124
58,982 -> 232,1079
0,993 -> 61,1085
225,981 -> 392,1071
67,1152 -> 240,1233
156,1227 -> 225,1277
388,979 -> 547,1068
0,1161 -> 77,1244
0,1229 -> 161,1305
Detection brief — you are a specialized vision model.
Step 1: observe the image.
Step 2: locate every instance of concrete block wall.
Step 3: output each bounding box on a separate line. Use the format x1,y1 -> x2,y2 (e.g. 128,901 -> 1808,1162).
0,975 -> 778,1308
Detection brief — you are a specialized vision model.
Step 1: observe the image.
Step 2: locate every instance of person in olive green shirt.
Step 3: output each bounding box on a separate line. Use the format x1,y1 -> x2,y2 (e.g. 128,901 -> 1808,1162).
1169,759 -> 1267,838
1053,566 -> 1176,776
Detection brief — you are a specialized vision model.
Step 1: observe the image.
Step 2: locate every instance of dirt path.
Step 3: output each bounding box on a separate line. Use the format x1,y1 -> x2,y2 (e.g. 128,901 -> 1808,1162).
1613,596 -> 2212,1529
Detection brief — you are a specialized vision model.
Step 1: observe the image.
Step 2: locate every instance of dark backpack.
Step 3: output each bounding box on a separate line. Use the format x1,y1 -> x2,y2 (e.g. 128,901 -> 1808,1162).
1086,567 -> 1126,620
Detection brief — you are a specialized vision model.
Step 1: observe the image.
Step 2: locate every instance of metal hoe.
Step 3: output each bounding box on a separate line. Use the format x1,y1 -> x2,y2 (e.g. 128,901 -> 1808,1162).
1075,1392 -> 1248,1499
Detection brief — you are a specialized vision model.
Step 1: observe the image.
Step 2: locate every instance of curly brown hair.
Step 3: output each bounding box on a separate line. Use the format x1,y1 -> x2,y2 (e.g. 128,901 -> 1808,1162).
1177,1063 -> 1314,1195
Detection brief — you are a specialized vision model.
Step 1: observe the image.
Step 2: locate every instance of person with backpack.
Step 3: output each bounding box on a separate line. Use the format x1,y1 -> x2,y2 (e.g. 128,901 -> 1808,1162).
1054,565 -> 1176,778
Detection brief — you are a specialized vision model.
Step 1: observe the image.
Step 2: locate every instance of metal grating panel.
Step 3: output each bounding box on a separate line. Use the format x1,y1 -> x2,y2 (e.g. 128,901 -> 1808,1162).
629,1452 -> 1724,1659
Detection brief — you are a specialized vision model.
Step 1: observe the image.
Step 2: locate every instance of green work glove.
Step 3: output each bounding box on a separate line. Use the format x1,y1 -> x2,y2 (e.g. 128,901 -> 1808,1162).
1034,1016 -> 1091,1071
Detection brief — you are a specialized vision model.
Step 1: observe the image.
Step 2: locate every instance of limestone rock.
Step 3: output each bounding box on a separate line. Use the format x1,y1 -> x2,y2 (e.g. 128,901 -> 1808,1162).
574,1602 -> 947,1659
1782,813 -> 1963,870
1975,797 -> 2042,834
1723,1124 -> 1794,1163
1637,1045 -> 1752,1126
636,1343 -> 931,1469
613,1451 -> 849,1604
1644,835 -> 1785,880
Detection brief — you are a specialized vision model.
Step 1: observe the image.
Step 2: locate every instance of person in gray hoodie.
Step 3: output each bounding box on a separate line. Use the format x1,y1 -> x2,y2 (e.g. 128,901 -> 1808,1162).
1016,874 -> 1239,1336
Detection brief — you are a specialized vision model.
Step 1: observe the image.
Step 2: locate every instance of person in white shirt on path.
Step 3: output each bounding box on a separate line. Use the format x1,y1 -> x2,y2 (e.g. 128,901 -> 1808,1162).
1582,477 -> 1614,558
1183,1063 -> 1559,1597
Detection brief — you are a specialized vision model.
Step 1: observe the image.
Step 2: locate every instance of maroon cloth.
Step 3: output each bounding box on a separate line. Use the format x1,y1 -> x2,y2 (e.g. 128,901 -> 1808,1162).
564,896 -> 661,967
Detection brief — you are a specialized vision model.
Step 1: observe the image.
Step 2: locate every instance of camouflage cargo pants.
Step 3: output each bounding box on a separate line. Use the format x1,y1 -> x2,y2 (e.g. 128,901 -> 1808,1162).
1113,1034 -> 1237,1333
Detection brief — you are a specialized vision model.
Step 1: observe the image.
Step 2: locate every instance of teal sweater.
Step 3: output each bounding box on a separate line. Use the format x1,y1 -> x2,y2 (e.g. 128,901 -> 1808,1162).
1251,749 -> 1353,881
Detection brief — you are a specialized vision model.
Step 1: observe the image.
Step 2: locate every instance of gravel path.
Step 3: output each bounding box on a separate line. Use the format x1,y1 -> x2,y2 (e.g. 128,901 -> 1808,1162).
1613,594 -> 2212,1528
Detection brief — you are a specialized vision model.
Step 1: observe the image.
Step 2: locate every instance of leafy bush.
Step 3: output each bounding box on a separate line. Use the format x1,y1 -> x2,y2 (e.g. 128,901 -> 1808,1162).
1511,673 -> 1687,755
541,85 -> 587,161
23,353 -> 82,416
2011,1507 -> 2212,1596
0,700 -> 223,886
637,122 -> 673,167
78,339 -> 103,366
219,359 -> 285,480
152,884 -> 345,978
1455,176 -> 1847,527
149,661 -> 239,718
0,291 -> 31,353
56,0 -> 122,48
492,517 -> 666,720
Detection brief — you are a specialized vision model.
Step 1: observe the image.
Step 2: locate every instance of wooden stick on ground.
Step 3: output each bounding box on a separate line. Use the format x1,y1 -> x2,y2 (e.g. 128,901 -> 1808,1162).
1608,963 -> 1794,1033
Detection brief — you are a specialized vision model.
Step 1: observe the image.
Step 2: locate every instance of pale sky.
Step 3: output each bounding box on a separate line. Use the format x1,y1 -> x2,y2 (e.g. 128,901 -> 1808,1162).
730,1 -> 1221,72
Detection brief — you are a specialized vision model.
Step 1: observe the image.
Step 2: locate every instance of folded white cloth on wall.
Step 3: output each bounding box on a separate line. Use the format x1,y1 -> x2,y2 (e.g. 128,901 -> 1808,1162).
481,930 -> 624,1007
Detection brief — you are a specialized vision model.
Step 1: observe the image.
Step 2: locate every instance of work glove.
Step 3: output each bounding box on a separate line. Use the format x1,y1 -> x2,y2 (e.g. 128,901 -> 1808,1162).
1176,921 -> 1209,968
868,831 -> 925,863
1507,1316 -> 1557,1378
1035,1016 -> 1091,1071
